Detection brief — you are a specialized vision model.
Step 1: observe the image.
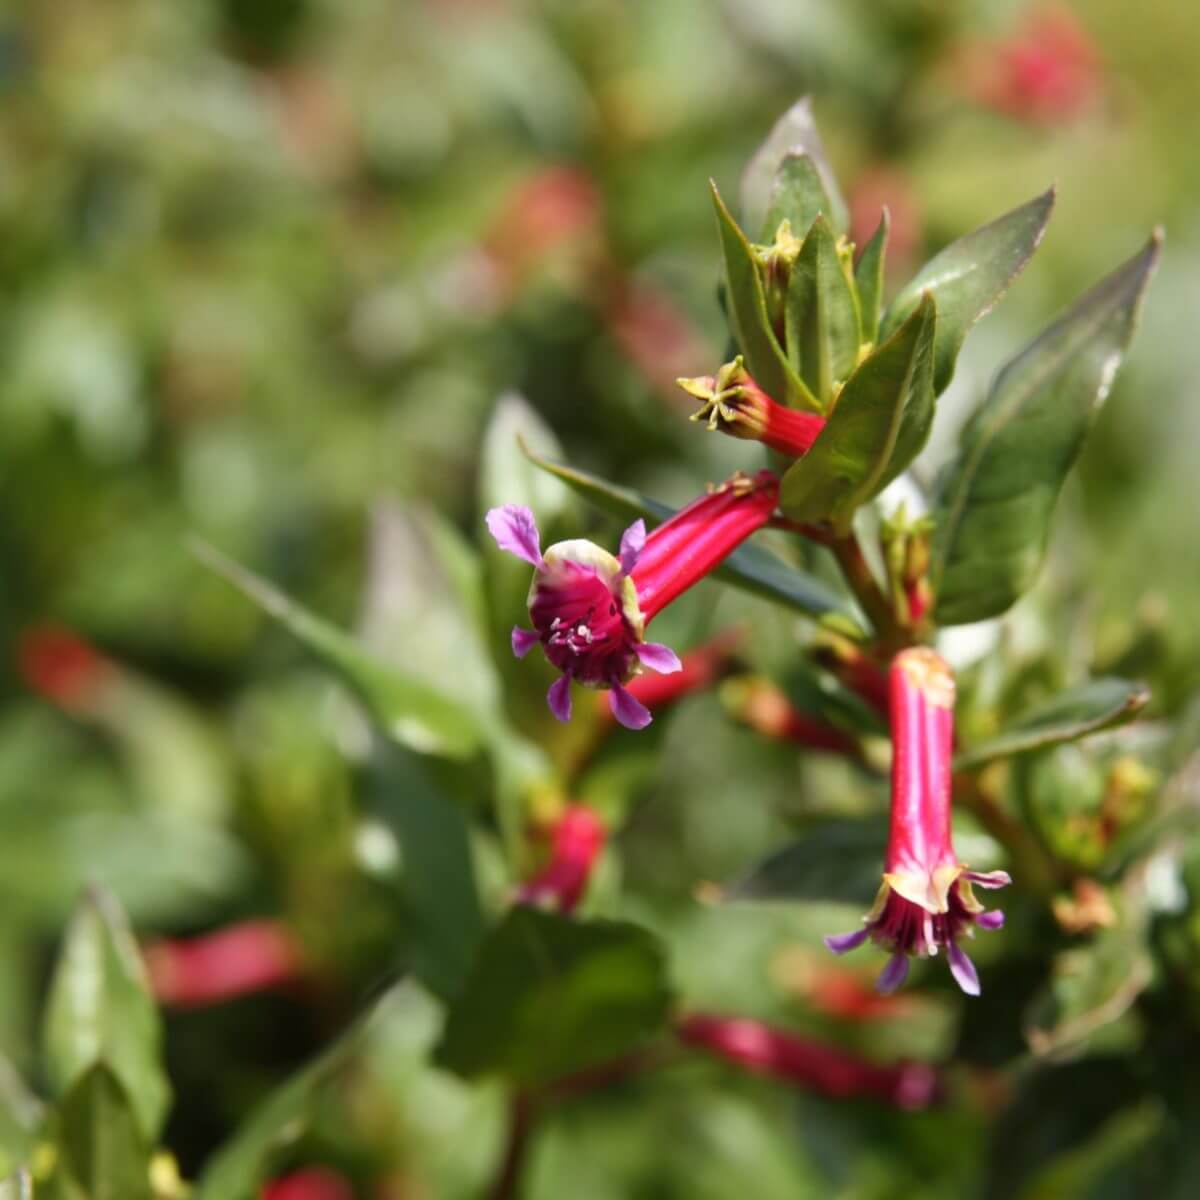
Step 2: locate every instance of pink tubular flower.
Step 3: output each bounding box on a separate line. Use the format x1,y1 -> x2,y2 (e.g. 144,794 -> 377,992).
678,358 -> 826,459
825,648 -> 1009,996
677,1014 -> 939,1110
144,920 -> 303,1009
17,624 -> 113,713
261,1168 -> 353,1200
487,471 -> 779,729
515,806 -> 606,913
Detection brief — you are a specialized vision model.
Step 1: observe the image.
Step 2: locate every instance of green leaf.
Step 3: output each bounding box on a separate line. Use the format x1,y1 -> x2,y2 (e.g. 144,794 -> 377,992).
367,744 -> 484,1003
785,214 -> 861,405
192,539 -> 483,759
0,1170 -> 31,1200
953,678 -> 1150,772
0,1058 -> 42,1180
42,887 -> 171,1142
931,234 -> 1161,625
780,294 -> 935,529
741,97 -> 847,236
711,183 -> 814,411
435,908 -> 672,1087
57,1066 -> 152,1200
197,987 -> 395,1200
722,817 -> 886,906
519,444 -> 846,620
761,154 -> 836,244
881,187 -> 1055,394
479,391 -> 573,524
854,209 -> 888,346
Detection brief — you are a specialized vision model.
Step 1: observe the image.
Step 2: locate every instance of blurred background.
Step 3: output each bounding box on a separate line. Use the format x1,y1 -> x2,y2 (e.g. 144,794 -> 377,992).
2,0 -> 1198,1196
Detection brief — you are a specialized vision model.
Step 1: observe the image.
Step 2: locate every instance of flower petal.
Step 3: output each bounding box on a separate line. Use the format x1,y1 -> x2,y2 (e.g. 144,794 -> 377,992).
824,928 -> 869,955
876,952 -> 910,994
618,519 -> 646,575
511,627 -> 540,659
975,909 -> 1005,931
609,683 -> 652,730
547,675 -> 573,722
965,869 -> 1011,889
636,641 -> 682,674
947,942 -> 981,996
486,505 -> 543,566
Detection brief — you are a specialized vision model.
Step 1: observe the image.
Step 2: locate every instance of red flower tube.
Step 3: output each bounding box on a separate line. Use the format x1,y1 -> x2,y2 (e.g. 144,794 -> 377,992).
17,624 -> 113,713
487,471 -> 778,729
677,1013 -> 938,1110
825,648 -> 1009,995
144,919 -> 303,1008
261,1168 -> 353,1200
678,358 -> 825,459
515,806 -> 606,914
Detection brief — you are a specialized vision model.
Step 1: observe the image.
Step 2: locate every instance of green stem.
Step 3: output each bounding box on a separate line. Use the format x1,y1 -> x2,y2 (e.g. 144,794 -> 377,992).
829,534 -> 908,652
489,1093 -> 536,1200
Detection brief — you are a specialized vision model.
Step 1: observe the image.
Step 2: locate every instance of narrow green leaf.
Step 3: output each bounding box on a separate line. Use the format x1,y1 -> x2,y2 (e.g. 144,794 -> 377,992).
953,678 -> 1150,772
881,188 -> 1055,394
780,294 -> 935,529
932,234 -> 1161,625
436,908 -> 672,1087
192,539 -> 482,759
854,209 -> 889,345
0,1058 -> 42,1180
741,97 -> 848,236
198,988 -> 395,1200
42,887 -> 171,1143
58,1066 -> 152,1200
519,443 -> 847,620
761,154 -> 835,243
0,1169 -> 31,1200
366,743 -> 484,1003
723,818 -> 886,906
785,214 -> 861,404
711,182 -> 815,411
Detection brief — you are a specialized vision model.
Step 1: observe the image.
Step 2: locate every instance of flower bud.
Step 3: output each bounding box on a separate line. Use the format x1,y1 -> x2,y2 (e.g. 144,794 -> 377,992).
515,806 -> 606,914
678,358 -> 825,459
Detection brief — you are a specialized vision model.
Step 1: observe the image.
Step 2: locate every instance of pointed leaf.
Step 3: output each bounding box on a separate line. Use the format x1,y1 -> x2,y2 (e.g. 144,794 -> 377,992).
932,235 -> 1161,625
741,97 -> 847,236
193,540 -> 482,759
881,188 -> 1055,394
761,154 -> 836,243
519,444 -> 846,620
781,294 -> 935,529
854,209 -> 889,345
711,183 -> 815,411
953,678 -> 1150,772
57,1067 -> 152,1200
0,1059 -> 42,1180
785,214 -> 861,404
723,818 -> 886,906
436,907 -> 671,1087
42,887 -> 171,1142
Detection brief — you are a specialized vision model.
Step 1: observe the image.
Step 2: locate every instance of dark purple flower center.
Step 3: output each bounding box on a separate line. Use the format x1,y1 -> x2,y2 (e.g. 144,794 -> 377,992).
530,562 -> 639,687
871,878 -> 979,958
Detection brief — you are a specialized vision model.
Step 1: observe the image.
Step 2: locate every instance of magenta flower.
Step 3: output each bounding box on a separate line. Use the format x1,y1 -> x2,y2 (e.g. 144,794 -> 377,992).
515,805 -> 605,914
825,647 -> 1009,996
487,470 -> 779,729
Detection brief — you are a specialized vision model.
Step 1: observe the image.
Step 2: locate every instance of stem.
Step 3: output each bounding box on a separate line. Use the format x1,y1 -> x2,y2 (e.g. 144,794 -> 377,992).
488,1094 -> 537,1200
829,534 -> 908,652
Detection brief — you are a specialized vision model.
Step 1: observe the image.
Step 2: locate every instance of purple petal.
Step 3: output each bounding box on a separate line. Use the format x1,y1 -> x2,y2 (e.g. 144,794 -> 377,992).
511,627 -> 540,659
547,675 -> 573,722
609,684 -> 652,730
618,519 -> 646,575
824,928 -> 869,955
965,870 -> 1011,889
486,505 -> 543,566
636,641 -> 682,674
975,909 -> 1005,931
947,942 -> 981,996
876,952 -> 910,994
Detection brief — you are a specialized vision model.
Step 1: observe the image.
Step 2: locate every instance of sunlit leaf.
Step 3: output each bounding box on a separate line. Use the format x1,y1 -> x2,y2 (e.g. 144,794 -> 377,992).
57,1066 -> 152,1200
761,154 -> 836,244
854,209 -> 888,346
932,234 -> 1161,625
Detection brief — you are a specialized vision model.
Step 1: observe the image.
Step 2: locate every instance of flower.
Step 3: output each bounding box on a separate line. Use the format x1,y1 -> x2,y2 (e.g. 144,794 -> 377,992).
261,1167 -> 353,1200
825,647 -> 1009,995
515,805 -> 605,913
678,358 -> 826,458
487,470 -> 778,729
676,1013 -> 939,1110
17,624 -> 112,713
